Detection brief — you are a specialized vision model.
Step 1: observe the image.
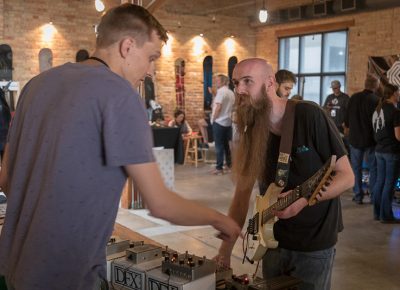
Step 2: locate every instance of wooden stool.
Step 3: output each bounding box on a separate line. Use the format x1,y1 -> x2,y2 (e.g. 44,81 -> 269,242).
184,134 -> 203,167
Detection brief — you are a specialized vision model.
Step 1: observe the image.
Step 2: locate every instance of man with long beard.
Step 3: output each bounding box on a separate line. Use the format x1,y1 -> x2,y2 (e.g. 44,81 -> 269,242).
216,58 -> 354,290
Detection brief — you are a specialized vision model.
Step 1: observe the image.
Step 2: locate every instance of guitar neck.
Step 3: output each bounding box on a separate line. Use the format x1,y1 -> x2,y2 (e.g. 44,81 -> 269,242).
261,189 -> 300,224
260,156 -> 335,225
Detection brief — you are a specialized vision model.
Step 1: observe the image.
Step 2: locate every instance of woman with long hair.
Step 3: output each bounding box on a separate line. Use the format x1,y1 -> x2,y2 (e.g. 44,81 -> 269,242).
168,109 -> 192,136
372,83 -> 400,223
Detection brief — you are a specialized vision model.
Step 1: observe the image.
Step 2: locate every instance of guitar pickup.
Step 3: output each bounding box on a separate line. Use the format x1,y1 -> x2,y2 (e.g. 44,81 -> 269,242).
247,213 -> 259,235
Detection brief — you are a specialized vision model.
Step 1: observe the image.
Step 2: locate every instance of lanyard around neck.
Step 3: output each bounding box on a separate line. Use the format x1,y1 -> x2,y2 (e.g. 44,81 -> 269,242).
88,56 -> 109,68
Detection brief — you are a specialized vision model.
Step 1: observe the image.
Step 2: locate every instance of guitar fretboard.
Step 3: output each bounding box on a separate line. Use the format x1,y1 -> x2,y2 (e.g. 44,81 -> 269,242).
261,189 -> 300,224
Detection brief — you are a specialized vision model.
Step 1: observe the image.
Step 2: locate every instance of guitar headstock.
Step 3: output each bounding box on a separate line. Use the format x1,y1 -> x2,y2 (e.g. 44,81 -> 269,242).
297,155 -> 337,205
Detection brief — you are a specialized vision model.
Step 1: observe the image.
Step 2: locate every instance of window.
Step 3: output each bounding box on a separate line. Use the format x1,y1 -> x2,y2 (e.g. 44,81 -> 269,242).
0,44 -> 13,81
279,30 -> 348,104
38,48 -> 53,73
175,58 -> 185,109
203,56 -> 213,110
228,56 -> 238,91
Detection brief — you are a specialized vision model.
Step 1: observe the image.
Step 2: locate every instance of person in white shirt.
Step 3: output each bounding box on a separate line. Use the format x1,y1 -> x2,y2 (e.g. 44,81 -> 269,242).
211,74 -> 235,175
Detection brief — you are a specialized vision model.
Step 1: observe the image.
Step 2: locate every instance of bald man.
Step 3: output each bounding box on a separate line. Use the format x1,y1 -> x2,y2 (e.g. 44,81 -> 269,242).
217,58 -> 354,290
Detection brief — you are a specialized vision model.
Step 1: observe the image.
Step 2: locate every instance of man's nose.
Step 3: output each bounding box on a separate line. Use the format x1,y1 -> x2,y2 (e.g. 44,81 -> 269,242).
146,63 -> 155,79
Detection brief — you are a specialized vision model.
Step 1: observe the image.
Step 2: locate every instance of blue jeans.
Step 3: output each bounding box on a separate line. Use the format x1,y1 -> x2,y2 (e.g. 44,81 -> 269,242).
373,152 -> 400,221
212,122 -> 232,170
262,247 -> 335,290
350,145 -> 377,201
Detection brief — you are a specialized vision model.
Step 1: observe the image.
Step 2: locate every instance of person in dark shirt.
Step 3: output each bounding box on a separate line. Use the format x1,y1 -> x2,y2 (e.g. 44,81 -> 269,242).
216,58 -> 354,290
345,74 -> 380,204
323,80 -> 349,135
0,88 -> 11,159
168,109 -> 192,136
372,83 -> 400,223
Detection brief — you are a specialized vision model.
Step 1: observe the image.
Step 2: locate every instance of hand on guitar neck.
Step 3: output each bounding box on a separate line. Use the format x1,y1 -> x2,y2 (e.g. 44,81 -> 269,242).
272,190 -> 309,219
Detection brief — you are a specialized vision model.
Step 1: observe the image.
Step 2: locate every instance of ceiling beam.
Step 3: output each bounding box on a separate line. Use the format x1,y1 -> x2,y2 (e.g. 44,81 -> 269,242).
274,19 -> 355,38
146,0 -> 167,13
200,1 -> 255,15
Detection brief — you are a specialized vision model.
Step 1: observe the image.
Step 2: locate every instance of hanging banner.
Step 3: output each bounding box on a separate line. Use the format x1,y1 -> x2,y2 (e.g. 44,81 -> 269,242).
368,55 -> 400,90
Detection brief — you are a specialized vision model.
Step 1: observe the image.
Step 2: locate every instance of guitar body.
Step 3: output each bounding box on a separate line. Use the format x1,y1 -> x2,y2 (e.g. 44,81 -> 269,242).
246,183 -> 282,262
245,156 -> 336,263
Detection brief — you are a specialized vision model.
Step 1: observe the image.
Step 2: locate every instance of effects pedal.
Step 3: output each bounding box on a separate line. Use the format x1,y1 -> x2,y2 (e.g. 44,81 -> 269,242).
111,242 -> 165,290
126,242 -> 163,264
161,251 -> 216,281
146,267 -> 215,290
106,237 -> 131,281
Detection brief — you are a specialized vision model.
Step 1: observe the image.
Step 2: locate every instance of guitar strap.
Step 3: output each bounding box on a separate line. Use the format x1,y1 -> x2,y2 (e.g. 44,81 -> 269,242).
274,99 -> 297,188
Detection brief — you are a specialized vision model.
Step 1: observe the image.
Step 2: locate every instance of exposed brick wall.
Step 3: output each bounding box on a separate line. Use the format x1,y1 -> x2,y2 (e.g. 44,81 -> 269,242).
256,7 -> 400,96
153,10 -> 256,126
0,0 -> 4,38
0,0 -> 255,130
0,0 -> 119,87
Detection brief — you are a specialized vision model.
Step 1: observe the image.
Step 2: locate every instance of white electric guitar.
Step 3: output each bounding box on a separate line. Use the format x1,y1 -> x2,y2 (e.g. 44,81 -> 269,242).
245,155 -> 337,262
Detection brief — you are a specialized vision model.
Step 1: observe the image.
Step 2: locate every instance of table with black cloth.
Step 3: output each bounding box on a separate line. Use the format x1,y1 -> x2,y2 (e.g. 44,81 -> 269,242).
152,126 -> 184,164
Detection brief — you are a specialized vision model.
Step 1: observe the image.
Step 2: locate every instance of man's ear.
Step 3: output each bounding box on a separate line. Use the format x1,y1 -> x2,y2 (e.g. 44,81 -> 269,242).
266,76 -> 275,90
119,37 -> 136,58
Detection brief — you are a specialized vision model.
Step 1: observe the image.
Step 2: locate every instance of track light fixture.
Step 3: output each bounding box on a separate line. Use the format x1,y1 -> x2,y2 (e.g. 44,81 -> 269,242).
259,0 -> 268,23
95,0 -> 105,12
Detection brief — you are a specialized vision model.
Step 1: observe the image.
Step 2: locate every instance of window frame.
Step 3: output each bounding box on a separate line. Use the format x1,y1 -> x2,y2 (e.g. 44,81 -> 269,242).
278,29 -> 348,105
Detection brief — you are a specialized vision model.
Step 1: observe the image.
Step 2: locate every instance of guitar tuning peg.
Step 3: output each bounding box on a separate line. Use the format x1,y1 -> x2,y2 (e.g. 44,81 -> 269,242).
331,171 -> 336,176
321,186 -> 327,192
324,181 -> 330,186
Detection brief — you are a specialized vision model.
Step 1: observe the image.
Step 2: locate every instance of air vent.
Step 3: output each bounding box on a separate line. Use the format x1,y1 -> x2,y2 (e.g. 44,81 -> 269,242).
341,0 -> 356,11
313,2 -> 327,16
288,7 -> 301,20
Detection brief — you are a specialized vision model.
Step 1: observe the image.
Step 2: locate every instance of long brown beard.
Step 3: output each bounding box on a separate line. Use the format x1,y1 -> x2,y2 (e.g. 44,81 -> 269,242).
233,86 -> 271,184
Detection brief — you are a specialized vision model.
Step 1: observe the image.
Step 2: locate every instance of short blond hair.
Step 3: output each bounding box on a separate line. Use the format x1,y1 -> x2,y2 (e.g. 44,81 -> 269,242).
96,4 -> 168,48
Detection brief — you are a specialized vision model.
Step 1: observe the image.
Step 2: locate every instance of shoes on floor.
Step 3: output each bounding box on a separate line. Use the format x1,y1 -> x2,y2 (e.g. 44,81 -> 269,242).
211,169 -> 224,176
352,198 -> 363,205
224,167 -> 232,173
199,143 -> 209,149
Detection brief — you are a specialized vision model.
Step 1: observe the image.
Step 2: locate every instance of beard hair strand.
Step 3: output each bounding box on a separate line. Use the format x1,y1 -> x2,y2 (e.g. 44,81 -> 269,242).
233,87 -> 271,184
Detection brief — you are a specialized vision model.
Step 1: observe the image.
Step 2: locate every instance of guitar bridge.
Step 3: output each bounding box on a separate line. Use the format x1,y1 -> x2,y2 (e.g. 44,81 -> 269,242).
247,213 -> 259,235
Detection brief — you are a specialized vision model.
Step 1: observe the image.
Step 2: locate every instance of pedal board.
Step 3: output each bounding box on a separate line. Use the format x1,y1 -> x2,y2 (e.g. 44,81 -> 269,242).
226,274 -> 301,290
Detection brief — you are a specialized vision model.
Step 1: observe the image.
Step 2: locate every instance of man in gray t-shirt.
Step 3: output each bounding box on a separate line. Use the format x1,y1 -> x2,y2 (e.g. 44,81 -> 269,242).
0,5 -> 240,290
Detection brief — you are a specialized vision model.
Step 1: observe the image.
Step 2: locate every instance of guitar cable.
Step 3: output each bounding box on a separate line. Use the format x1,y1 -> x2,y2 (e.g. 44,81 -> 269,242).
242,230 -> 254,265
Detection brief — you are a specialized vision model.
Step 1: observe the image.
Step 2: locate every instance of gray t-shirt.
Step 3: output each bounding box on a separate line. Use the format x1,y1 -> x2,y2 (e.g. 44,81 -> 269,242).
0,63 -> 154,290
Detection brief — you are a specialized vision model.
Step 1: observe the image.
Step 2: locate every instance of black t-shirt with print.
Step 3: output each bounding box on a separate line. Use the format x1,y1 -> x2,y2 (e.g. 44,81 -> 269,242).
259,101 -> 347,252
372,102 -> 400,154
345,89 -> 379,148
323,92 -> 350,134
